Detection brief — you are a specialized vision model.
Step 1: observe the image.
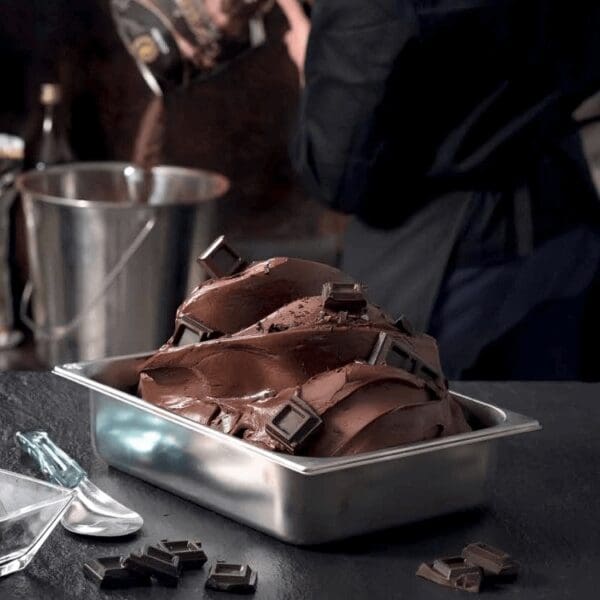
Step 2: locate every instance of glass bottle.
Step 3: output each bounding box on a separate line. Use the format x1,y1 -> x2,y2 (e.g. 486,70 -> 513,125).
25,83 -> 74,170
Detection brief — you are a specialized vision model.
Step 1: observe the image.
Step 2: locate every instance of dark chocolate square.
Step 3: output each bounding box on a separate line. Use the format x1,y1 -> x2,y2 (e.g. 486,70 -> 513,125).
206,561 -> 257,593
124,545 -> 181,587
158,540 -> 207,570
322,282 -> 367,313
462,542 -> 519,577
198,235 -> 246,279
266,393 -> 322,453
394,314 -> 416,336
433,556 -> 479,580
172,315 -> 216,346
368,332 -> 444,392
386,342 -> 417,372
416,561 -> 482,594
83,556 -> 152,590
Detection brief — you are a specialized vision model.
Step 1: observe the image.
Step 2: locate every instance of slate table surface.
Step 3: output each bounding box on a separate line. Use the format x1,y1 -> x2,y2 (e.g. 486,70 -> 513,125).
0,372 -> 597,599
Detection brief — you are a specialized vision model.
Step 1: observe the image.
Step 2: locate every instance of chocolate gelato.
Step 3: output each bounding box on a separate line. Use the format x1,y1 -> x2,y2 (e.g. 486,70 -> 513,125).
138,237 -> 471,456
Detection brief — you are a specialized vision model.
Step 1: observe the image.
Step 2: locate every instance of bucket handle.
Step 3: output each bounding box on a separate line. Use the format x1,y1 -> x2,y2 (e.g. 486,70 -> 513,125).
20,215 -> 157,341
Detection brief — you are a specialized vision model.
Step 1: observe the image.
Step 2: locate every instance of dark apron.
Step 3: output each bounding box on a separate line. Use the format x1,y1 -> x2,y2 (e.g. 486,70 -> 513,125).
342,132 -> 600,378
342,191 -> 471,331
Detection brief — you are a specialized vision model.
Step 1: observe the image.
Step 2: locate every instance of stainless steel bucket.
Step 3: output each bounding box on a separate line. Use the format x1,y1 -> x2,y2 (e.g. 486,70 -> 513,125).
0,134 -> 25,349
17,162 -> 229,365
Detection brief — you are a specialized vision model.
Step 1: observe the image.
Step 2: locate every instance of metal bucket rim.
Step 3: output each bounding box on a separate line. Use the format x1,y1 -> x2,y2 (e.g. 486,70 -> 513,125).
16,161 -> 230,209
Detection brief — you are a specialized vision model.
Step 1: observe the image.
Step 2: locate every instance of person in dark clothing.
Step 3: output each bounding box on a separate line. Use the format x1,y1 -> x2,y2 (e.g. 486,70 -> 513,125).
277,0 -> 600,380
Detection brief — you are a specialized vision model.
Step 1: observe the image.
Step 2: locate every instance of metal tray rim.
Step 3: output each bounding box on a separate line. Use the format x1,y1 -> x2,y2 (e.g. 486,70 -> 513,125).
54,353 -> 541,476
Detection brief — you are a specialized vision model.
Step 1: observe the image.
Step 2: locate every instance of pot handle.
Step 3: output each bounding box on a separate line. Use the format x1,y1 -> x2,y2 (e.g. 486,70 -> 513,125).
20,215 -> 156,341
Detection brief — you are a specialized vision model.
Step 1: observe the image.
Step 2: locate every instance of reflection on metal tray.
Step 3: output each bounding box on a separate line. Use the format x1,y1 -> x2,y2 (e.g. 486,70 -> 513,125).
54,353 -> 541,545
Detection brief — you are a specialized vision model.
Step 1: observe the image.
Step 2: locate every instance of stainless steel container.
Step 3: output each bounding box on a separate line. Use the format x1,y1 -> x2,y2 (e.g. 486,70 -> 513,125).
55,354 -> 541,545
0,134 -> 25,349
18,163 -> 229,365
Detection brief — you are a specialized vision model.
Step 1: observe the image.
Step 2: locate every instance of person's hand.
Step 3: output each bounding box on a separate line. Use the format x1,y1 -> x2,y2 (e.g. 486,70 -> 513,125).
204,0 -> 272,37
276,0 -> 311,85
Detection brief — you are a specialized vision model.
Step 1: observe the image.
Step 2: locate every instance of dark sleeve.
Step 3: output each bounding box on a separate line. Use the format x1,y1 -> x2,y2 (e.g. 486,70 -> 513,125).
291,0 -> 419,223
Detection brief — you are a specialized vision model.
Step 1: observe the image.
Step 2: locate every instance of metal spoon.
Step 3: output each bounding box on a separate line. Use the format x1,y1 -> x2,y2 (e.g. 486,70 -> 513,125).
16,431 -> 143,537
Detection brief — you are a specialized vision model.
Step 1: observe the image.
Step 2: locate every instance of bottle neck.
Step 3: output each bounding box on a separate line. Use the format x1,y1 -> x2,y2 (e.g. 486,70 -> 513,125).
35,101 -> 73,169
42,103 -> 57,136
24,89 -> 74,170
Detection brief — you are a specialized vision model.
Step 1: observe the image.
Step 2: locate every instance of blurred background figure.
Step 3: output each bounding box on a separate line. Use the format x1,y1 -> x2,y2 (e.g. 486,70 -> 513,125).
0,0 -> 340,268
0,0 -> 599,379
278,0 -> 600,380
0,0 -> 342,369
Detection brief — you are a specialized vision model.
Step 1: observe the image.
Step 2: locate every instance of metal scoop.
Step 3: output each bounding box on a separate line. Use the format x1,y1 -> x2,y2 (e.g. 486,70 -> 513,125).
16,431 -> 143,537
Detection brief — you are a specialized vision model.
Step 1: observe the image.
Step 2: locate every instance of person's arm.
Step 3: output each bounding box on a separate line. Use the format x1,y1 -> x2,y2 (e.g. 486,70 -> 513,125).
276,0 -> 311,85
284,0 -> 419,225
205,0 -> 273,37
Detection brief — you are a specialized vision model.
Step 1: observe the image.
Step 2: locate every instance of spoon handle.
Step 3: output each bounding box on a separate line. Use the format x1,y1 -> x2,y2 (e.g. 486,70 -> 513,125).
15,431 -> 87,488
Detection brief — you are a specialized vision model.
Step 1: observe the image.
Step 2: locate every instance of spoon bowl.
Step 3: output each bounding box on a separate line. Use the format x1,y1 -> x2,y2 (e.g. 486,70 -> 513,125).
61,479 -> 143,537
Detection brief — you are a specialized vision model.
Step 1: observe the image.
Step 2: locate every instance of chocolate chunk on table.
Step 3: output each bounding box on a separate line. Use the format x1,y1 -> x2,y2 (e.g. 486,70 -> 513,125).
157,540 -> 207,570
83,556 -> 152,590
124,545 -> 181,587
416,560 -> 483,594
205,561 -> 258,594
462,542 -> 520,578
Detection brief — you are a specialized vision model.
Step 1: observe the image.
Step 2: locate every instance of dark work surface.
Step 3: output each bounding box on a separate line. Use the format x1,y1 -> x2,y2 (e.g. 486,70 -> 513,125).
0,373 -> 598,599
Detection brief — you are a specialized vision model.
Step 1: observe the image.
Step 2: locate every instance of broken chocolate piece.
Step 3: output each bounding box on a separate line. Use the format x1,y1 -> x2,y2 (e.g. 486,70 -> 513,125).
322,282 -> 367,313
198,235 -> 246,279
266,392 -> 323,453
173,315 -> 218,346
124,545 -> 181,587
394,314 -> 416,336
462,542 -> 519,578
456,571 -> 484,593
368,332 -> 445,391
158,540 -> 207,570
434,556 -> 480,579
83,556 -> 152,590
205,561 -> 257,594
416,561 -> 482,594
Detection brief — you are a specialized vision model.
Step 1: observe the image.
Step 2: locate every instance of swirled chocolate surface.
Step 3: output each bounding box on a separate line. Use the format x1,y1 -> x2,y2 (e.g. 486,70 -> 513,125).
139,256 -> 471,456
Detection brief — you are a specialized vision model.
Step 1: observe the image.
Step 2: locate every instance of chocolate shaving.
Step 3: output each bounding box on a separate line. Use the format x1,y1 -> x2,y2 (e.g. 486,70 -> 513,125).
337,311 -> 348,324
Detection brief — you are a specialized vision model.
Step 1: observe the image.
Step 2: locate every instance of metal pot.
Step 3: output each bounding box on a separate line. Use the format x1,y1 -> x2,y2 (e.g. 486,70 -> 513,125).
17,162 -> 229,365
